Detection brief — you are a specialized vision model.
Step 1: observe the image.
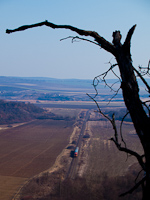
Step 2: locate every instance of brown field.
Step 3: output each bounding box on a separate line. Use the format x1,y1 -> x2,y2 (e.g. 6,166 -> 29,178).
47,107 -> 81,118
84,119 -> 144,181
18,108 -> 144,200
0,104 -> 145,200
35,100 -> 125,110
0,118 -> 75,200
0,176 -> 27,200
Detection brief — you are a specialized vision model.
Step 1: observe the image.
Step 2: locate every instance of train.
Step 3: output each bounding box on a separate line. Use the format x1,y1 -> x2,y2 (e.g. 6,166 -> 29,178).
74,147 -> 79,157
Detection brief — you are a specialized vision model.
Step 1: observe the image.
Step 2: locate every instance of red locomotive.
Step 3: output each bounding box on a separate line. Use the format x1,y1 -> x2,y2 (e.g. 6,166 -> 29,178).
74,147 -> 79,157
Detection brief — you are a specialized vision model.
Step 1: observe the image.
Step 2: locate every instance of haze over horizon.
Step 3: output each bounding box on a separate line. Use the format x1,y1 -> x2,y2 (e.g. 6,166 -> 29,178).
1,0 -> 150,80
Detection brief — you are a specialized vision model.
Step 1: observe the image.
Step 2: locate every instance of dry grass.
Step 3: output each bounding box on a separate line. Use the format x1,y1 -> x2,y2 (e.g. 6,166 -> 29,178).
84,119 -> 144,180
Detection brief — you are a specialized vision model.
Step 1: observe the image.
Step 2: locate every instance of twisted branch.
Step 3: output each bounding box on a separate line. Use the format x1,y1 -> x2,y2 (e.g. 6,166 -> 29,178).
92,63 -> 118,98
138,60 -> 150,77
6,20 -> 115,55
120,176 -> 146,197
88,90 -> 145,171
120,111 -> 129,148
123,24 -> 137,54
110,137 -> 145,170
60,36 -> 101,47
133,66 -> 150,93
86,93 -> 112,124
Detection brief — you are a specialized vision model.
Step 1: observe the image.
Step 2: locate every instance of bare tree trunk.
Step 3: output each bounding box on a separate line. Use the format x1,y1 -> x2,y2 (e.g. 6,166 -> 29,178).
143,147 -> 150,199
118,58 -> 150,199
113,30 -> 150,199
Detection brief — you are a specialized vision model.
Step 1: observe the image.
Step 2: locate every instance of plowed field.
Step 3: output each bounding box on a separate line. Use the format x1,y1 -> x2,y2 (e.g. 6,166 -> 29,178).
0,119 -> 74,200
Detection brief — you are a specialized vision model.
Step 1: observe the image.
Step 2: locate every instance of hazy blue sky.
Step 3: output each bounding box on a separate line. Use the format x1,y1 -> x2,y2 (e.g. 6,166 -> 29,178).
0,0 -> 150,79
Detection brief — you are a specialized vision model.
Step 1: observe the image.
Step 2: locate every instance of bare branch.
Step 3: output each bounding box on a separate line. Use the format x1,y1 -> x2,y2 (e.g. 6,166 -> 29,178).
111,69 -> 121,81
86,93 -> 113,124
133,66 -> 150,93
88,57 -> 146,170
120,111 -> 130,148
110,138 -> 145,170
88,70 -> 145,171
107,86 -> 121,105
92,63 -> 118,98
90,84 -> 145,170
6,20 -> 115,55
87,94 -> 118,144
135,169 -> 144,184
141,101 -> 150,117
112,113 -> 118,143
120,176 -> 146,197
138,60 -> 150,77
60,36 -> 101,47
123,24 -> 137,52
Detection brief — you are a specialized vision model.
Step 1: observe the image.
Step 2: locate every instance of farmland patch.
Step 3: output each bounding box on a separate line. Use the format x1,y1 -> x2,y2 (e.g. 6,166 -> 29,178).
0,176 -> 27,200
84,119 -> 144,181
0,118 -> 75,199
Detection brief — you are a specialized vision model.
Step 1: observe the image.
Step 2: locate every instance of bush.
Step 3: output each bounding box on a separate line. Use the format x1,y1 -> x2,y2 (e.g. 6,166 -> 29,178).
83,134 -> 90,139
21,171 -> 142,200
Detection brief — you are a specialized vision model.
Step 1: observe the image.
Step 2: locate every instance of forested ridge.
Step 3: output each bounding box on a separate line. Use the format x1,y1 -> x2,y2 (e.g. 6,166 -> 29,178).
0,100 -> 75,125
0,100 -> 44,124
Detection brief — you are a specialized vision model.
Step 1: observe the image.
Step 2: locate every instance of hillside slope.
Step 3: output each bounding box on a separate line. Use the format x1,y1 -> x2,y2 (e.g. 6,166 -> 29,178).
0,100 -> 45,124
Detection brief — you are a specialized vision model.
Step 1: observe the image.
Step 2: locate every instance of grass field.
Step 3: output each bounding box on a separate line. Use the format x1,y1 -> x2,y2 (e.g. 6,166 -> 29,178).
0,118 -> 75,200
84,119 -> 144,181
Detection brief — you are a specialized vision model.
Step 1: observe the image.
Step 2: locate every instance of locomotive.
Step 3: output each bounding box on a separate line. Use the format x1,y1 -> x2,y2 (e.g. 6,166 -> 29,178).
74,147 -> 79,157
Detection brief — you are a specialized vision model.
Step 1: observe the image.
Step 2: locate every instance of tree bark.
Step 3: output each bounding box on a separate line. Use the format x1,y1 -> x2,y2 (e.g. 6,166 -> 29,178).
112,29 -> 150,199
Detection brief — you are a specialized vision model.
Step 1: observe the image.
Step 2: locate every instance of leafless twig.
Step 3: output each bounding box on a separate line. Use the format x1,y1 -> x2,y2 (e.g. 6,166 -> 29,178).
135,169 -> 144,184
60,36 -> 101,47
92,63 -> 119,98
133,63 -> 150,93
120,177 -> 146,197
86,93 -> 112,124
107,86 -> 121,105
141,101 -> 150,117
87,61 -> 145,173
138,60 -> 150,77
120,111 -> 129,148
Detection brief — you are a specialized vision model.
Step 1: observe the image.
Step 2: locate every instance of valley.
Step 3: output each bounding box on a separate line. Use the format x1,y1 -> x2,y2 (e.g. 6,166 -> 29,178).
0,76 -> 147,199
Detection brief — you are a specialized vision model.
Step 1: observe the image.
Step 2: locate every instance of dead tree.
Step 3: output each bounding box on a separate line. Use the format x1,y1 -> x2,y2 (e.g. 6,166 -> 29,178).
6,21 -> 150,199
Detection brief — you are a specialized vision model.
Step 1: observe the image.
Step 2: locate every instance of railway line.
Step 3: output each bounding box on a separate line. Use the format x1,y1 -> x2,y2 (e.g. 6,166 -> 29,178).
66,110 -> 90,179
11,110 -> 90,199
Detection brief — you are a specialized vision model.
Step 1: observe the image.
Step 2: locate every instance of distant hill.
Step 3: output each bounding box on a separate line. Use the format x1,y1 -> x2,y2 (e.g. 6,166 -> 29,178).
0,100 -> 75,125
0,76 -> 148,102
0,100 -> 45,124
